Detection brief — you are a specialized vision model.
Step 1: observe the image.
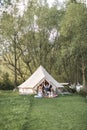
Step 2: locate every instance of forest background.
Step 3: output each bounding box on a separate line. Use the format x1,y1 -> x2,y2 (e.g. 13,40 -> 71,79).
0,0 -> 87,91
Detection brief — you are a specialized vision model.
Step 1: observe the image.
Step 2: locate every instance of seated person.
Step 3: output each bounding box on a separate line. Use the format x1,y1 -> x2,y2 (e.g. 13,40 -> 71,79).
34,85 -> 43,98
43,81 -> 53,96
49,88 -> 54,97
44,82 -> 50,91
49,88 -> 58,98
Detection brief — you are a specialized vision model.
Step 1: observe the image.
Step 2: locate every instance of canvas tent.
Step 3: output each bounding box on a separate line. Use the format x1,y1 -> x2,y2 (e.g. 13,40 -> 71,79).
18,65 -> 64,94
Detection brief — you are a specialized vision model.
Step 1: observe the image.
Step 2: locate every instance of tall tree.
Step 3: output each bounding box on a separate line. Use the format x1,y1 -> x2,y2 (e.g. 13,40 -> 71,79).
0,0 -> 66,85
60,1 -> 87,88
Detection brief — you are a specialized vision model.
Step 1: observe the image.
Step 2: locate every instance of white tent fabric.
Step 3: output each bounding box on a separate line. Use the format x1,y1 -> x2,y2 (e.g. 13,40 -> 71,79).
18,65 -> 64,94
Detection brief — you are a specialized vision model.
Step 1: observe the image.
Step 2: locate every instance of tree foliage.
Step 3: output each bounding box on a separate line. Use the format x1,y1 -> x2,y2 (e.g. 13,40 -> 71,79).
60,2 -> 87,88
0,0 -> 87,89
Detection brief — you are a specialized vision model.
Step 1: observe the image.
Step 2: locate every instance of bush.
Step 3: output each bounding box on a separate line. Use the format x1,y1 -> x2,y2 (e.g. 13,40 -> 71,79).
78,88 -> 87,97
0,72 -> 14,90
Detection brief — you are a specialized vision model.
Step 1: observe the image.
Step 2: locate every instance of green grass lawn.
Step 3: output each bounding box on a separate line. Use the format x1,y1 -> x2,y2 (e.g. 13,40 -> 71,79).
0,91 -> 87,130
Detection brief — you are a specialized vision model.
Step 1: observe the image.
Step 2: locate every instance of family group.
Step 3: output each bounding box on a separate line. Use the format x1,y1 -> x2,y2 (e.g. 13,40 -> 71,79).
34,80 -> 57,98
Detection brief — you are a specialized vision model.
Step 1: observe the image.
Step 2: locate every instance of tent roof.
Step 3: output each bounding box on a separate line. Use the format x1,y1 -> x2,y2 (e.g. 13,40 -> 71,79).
18,65 -> 64,89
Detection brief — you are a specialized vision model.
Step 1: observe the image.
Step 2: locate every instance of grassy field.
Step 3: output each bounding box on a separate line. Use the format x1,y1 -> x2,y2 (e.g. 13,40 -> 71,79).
0,91 -> 87,130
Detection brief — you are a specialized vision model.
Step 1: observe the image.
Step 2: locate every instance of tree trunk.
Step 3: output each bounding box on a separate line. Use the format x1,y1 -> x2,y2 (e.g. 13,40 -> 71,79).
82,61 -> 86,88
14,33 -> 17,88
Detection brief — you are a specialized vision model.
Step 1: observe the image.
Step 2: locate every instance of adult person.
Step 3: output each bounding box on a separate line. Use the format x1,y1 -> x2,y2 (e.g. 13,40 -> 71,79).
43,81 -> 53,96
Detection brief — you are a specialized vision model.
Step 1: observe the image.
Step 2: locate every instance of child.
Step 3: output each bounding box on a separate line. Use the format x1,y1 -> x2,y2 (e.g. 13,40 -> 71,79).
34,85 -> 43,98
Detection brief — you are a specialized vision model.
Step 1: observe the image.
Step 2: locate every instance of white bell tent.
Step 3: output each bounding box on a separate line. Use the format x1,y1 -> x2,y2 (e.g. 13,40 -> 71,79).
18,65 -> 64,94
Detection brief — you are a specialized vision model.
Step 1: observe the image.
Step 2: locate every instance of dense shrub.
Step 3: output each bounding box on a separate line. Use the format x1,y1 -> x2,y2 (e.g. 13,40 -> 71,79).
0,72 -> 14,90
78,88 -> 87,97
64,86 -> 76,93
